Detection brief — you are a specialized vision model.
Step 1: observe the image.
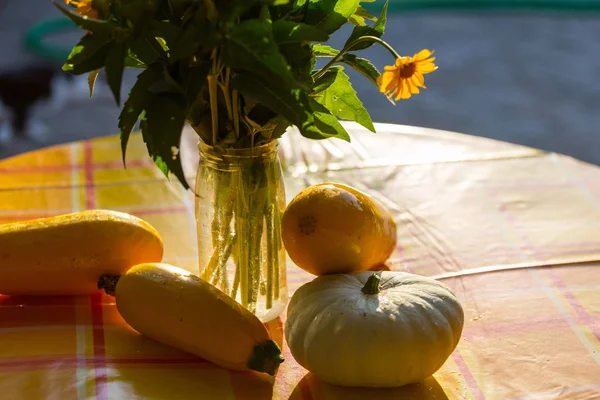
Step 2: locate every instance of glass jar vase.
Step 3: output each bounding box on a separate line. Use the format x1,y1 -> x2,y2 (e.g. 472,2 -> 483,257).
195,140 -> 288,322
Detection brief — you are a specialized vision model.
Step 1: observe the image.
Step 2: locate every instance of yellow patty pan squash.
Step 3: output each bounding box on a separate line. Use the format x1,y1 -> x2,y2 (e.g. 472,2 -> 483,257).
282,182 -> 397,275
285,271 -> 464,387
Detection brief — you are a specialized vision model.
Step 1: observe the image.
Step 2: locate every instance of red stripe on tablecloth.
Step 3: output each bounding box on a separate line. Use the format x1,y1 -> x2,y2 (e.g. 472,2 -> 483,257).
452,350 -> 485,400
543,268 -> 600,343
0,355 -> 207,369
84,141 -> 95,210
495,189 -> 600,348
90,293 -> 108,399
84,141 -> 108,400
0,159 -> 154,174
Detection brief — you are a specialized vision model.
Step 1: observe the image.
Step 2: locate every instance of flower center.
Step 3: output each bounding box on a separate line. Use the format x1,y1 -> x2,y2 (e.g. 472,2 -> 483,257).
399,62 -> 416,79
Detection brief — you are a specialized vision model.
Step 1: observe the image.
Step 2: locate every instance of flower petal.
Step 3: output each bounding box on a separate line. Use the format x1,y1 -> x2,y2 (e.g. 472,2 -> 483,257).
417,63 -> 438,73
418,56 -> 436,65
403,80 -> 411,99
412,72 -> 425,87
414,49 -> 433,61
395,79 -> 411,100
378,71 -> 398,93
393,80 -> 403,100
408,80 -> 420,94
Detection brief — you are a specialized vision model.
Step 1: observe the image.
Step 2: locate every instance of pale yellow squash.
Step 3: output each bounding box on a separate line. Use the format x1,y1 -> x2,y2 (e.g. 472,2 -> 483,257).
285,271 -> 464,387
282,182 -> 397,275
0,210 -> 163,295
100,262 -> 284,375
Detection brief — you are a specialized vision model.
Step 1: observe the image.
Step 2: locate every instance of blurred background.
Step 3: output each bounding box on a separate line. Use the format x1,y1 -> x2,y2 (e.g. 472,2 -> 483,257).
0,0 -> 599,164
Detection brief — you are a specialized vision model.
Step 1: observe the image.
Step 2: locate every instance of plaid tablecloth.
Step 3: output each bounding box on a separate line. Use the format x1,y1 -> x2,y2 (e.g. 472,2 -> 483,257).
1,122 -> 599,399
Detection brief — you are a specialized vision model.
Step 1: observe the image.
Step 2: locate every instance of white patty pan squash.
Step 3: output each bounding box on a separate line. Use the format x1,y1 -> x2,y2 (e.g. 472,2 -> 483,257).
285,271 -> 464,388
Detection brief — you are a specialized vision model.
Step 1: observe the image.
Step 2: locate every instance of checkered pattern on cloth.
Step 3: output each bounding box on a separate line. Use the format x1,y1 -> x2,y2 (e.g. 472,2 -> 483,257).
1,123 -> 599,399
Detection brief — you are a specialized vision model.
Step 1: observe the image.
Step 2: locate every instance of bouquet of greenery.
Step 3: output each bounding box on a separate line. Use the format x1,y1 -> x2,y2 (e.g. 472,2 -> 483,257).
57,0 -> 437,317
57,0 -> 436,187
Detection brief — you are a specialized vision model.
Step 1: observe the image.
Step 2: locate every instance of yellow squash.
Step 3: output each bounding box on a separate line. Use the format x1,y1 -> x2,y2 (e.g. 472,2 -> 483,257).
0,210 -> 163,296
99,262 -> 284,375
282,182 -> 397,275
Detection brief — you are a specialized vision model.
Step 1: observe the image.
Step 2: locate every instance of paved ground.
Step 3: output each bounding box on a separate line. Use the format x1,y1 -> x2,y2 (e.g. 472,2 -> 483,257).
1,1 -> 599,166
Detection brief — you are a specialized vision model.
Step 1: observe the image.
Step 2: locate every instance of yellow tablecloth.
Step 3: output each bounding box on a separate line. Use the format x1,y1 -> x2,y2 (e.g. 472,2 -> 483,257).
1,122 -> 600,399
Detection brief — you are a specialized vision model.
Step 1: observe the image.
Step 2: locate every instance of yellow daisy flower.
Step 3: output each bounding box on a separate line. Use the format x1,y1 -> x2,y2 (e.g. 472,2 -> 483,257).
64,0 -> 99,19
377,49 -> 438,101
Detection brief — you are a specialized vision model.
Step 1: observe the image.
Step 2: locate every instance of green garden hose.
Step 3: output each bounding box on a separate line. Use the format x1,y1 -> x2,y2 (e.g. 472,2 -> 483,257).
25,17 -> 75,63
26,1 -> 600,63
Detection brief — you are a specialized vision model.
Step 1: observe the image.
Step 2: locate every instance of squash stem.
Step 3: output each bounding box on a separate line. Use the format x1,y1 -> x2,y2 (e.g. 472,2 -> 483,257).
246,339 -> 284,376
361,273 -> 382,295
98,275 -> 120,296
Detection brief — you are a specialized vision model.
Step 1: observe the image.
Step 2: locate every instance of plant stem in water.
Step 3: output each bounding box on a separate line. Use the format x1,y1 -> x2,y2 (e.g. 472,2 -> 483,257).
265,204 -> 274,310
235,169 -> 249,307
211,234 -> 236,289
204,170 -> 234,283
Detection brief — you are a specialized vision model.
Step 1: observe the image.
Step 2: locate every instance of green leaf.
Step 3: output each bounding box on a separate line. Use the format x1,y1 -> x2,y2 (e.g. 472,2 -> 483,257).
294,0 -> 308,8
231,74 -> 350,141
217,1 -> 256,24
104,43 -> 126,105
307,98 -> 351,141
169,20 -> 215,62
64,34 -> 111,65
349,6 -> 376,26
129,38 -> 162,65
118,67 -> 164,166
344,0 -> 388,50
121,0 -> 159,23
312,44 -> 339,57
167,0 -> 192,19
349,14 -> 365,26
232,75 -> 307,130
356,5 -> 377,20
62,34 -> 112,75
140,95 -> 189,189
270,118 -> 291,140
155,37 -> 169,52
150,21 -> 181,49
248,103 -> 278,126
53,1 -> 118,35
259,4 -> 272,22
279,43 -> 314,89
62,44 -> 111,75
342,53 -> 380,84
305,0 -> 361,34
272,21 -> 329,43
313,66 -> 375,132
183,63 -> 211,106
124,54 -> 146,68
223,20 -> 294,86
88,70 -> 100,98
311,66 -> 340,93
